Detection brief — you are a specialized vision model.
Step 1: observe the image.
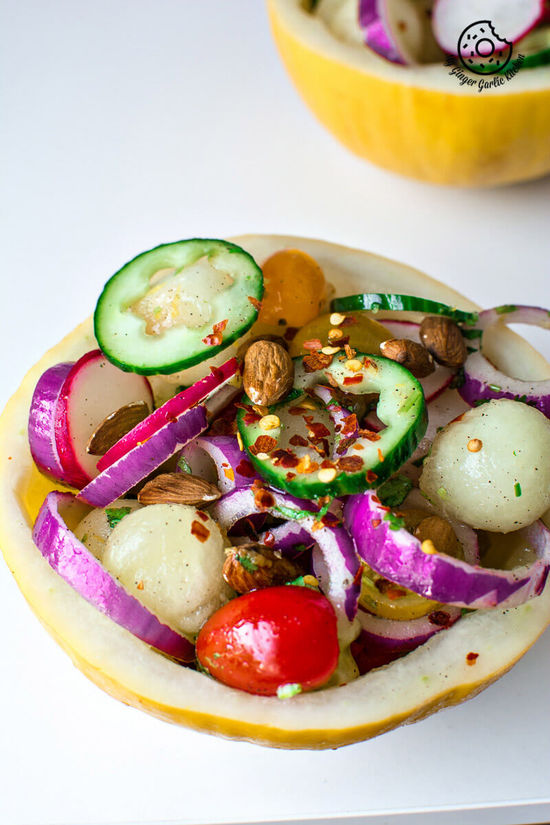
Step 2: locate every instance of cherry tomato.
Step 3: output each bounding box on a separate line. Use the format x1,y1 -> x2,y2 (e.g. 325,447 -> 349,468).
258,249 -> 327,328
196,586 -> 339,696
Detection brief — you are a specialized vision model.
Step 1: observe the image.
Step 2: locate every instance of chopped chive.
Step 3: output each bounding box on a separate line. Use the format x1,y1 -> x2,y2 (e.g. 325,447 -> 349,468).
106,507 -> 132,529
489,384 -> 502,392
277,683 -> 302,699
235,553 -> 258,572
514,482 -> 522,497
437,487 -> 449,500
383,511 -> 406,531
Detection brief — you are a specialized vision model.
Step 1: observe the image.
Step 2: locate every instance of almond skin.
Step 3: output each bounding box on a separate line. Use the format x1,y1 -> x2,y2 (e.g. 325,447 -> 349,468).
243,340 -> 294,406
86,401 -> 150,455
222,544 -> 304,593
380,338 -> 435,378
137,472 -> 221,506
419,316 -> 467,369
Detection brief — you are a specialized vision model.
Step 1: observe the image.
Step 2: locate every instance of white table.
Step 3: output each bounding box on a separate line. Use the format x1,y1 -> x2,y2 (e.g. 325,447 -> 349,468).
1,2 -> 549,824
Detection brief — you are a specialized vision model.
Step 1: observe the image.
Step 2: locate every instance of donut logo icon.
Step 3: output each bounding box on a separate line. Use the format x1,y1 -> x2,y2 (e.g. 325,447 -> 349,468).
457,21 -> 513,75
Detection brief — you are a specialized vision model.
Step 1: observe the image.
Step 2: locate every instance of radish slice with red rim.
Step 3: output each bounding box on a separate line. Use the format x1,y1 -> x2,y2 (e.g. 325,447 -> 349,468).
211,486 -> 361,640
28,362 -> 74,483
53,350 -> 153,489
32,491 -> 194,662
97,356 -> 239,472
459,305 -> 550,418
433,0 -> 543,55
380,319 -> 455,402
78,404 -> 207,507
345,490 -> 550,609
359,0 -> 441,65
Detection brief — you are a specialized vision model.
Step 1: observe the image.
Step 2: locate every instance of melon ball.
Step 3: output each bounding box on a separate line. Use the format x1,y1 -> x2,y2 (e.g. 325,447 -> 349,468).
74,499 -> 142,562
103,503 -> 233,637
419,399 -> 550,532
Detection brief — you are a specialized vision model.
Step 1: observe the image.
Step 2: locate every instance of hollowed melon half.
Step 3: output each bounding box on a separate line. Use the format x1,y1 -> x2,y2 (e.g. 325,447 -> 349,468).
267,0 -> 550,186
1,235 -> 549,749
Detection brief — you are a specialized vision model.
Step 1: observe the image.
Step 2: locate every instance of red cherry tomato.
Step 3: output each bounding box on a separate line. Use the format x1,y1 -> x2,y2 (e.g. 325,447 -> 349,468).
196,586 -> 339,696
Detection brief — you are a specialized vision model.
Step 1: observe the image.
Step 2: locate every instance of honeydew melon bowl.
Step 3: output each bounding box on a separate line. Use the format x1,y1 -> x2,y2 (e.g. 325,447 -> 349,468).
2,234 -> 550,749
267,0 -> 550,186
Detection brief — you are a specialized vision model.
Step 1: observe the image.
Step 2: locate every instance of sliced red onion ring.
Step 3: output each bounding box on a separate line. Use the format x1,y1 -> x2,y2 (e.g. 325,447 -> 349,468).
28,362 -> 74,482
188,435 -> 260,493
380,320 -> 455,403
357,604 -> 461,651
359,0 -> 406,64
345,490 -> 550,609
211,486 -> 361,640
78,405 -> 207,507
32,491 -> 194,662
97,357 -> 239,472
460,305 -> 550,418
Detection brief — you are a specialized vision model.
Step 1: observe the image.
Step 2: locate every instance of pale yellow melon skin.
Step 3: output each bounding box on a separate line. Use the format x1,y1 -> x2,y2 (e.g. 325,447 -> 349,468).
1,235 -> 550,749
267,0 -> 550,187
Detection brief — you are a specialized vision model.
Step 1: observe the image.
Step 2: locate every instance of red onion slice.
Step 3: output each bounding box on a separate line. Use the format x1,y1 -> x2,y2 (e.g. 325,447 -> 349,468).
32,491 -> 194,662
97,357 -> 239,472
345,490 -> 550,609
78,405 -> 207,507
211,486 -> 361,640
460,305 -> 550,418
28,362 -> 74,483
189,435 -> 260,493
357,604 -> 461,651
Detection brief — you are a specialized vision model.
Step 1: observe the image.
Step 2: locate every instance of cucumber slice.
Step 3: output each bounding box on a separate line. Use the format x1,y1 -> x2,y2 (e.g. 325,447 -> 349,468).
330,293 -> 478,325
513,25 -> 550,69
94,239 -> 263,375
237,354 -> 427,498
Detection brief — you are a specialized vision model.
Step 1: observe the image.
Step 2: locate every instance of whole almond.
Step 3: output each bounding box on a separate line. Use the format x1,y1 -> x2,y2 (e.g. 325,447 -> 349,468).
137,472 -> 221,506
87,401 -> 150,455
223,543 -> 304,593
237,334 -> 288,361
380,338 -> 435,378
419,316 -> 467,369
243,340 -> 294,406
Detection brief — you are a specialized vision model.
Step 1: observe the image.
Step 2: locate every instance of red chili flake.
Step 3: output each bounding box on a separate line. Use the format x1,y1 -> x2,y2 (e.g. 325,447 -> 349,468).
343,374 -> 363,386
271,449 -> 300,468
428,611 -> 452,628
451,412 -> 466,424
284,326 -> 299,342
289,433 -> 309,448
330,335 -> 349,347
325,372 -> 339,388
248,295 -> 262,311
344,343 -> 357,360
341,315 -> 358,327
363,357 -> 378,370
235,458 -> 256,478
341,413 -> 358,436
136,580 -> 144,590
288,405 -> 309,416
377,448 -> 385,463
263,531 -> 275,547
310,438 -> 330,458
304,418 -> 331,442
202,333 -> 223,346
209,365 -> 225,381
466,652 -> 479,666
377,504 -> 391,513
249,435 -> 278,455
195,509 -> 209,522
213,319 -> 228,335
295,456 -> 319,474
374,578 -> 407,599
366,470 -> 378,484
286,472 -> 296,481
243,410 -> 262,426
303,338 -> 323,351
303,352 -> 333,373
353,443 -> 365,451
336,436 -> 357,455
337,455 -> 364,473
253,487 -> 275,510
191,520 -> 210,542
358,429 -> 381,442
321,512 -> 341,529
320,459 -> 336,469
371,518 -> 381,528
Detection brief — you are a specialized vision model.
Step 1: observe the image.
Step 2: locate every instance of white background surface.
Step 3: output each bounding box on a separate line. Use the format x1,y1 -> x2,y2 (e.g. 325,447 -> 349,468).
1,2 -> 550,824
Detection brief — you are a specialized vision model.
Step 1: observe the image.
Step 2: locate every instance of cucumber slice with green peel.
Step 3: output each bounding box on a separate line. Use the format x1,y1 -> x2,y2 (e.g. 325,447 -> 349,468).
94,239 -> 263,375
330,293 -> 478,325
237,354 -> 427,498
512,25 -> 550,69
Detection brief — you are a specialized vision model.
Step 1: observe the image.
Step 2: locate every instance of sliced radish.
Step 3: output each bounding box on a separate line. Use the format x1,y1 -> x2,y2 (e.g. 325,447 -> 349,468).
28,362 -> 74,483
433,0 -> 543,55
78,404 -> 207,507
359,0 -> 442,65
33,491 -> 194,662
96,356 -> 239,472
380,319 -> 455,402
54,350 -> 153,489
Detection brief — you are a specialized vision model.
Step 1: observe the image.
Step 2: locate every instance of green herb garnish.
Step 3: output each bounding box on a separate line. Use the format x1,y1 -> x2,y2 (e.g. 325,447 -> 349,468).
377,475 -> 412,508
514,482 -> 522,498
235,554 -> 258,572
383,511 -> 406,531
277,683 -> 302,699
106,507 -> 132,529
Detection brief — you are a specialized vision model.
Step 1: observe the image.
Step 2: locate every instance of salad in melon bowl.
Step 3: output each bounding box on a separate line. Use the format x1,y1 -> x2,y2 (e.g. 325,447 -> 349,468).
1,234 -> 550,748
